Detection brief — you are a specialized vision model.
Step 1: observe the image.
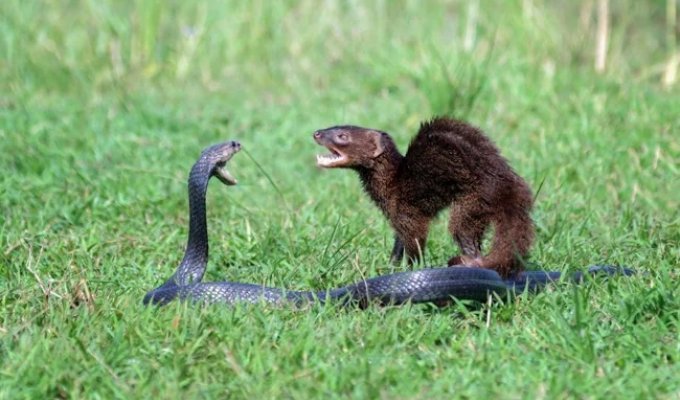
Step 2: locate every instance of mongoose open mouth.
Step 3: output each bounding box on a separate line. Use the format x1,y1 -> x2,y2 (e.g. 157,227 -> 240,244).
316,147 -> 348,168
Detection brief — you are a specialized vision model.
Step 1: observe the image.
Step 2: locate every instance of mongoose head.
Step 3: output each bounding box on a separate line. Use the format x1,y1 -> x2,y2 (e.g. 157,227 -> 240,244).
313,126 -> 388,168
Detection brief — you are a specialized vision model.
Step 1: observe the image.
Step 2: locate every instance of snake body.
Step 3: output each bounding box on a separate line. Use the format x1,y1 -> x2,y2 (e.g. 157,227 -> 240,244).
143,141 -> 633,307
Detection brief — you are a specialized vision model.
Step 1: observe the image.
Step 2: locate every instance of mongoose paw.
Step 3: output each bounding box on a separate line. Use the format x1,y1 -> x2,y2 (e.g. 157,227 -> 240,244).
447,255 -> 464,266
447,255 -> 482,267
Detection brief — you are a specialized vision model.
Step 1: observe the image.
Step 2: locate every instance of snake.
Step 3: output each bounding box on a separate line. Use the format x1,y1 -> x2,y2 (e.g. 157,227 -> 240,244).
143,141 -> 633,307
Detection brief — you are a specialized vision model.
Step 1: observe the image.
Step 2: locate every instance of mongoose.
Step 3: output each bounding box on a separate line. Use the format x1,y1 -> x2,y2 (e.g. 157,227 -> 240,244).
313,117 -> 535,278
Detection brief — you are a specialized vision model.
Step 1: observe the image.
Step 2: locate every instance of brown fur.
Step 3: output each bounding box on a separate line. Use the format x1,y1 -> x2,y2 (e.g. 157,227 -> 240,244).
313,117 -> 535,278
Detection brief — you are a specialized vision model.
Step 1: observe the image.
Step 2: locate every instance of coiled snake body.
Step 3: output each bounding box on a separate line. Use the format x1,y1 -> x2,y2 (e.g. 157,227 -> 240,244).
143,141 -> 632,307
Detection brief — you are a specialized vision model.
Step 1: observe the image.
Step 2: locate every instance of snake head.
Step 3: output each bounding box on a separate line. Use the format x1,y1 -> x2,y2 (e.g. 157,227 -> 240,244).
203,140 -> 241,185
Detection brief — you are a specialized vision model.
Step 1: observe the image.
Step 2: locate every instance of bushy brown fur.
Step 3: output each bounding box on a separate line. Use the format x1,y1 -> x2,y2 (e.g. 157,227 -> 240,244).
313,117 -> 535,277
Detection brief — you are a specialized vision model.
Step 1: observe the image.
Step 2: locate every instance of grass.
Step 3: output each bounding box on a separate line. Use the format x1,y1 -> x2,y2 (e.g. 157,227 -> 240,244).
1,0 -> 679,398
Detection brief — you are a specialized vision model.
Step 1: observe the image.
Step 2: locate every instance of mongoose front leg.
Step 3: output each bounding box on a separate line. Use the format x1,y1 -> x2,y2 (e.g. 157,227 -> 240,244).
389,236 -> 405,264
393,213 -> 430,267
403,236 -> 427,266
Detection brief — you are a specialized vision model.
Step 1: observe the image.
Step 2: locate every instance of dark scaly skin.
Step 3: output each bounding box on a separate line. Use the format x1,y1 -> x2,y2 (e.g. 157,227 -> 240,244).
143,141 -> 633,307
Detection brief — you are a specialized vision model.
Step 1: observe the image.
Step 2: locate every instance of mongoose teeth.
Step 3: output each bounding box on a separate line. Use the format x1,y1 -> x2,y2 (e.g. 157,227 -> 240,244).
316,153 -> 343,167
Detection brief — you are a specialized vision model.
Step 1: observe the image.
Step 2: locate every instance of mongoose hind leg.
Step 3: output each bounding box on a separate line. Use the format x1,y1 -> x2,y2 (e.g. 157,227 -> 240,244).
448,195 -> 489,266
479,211 -> 534,277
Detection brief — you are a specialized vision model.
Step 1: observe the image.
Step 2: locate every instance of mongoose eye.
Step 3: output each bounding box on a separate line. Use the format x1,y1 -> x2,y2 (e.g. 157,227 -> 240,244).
336,132 -> 348,142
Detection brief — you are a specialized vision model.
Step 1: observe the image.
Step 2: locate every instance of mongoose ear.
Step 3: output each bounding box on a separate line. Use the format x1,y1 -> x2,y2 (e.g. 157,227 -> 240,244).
372,132 -> 386,157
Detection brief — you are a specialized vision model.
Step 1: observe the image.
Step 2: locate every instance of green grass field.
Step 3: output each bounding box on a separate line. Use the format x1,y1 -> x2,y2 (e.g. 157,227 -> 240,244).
1,1 -> 679,398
